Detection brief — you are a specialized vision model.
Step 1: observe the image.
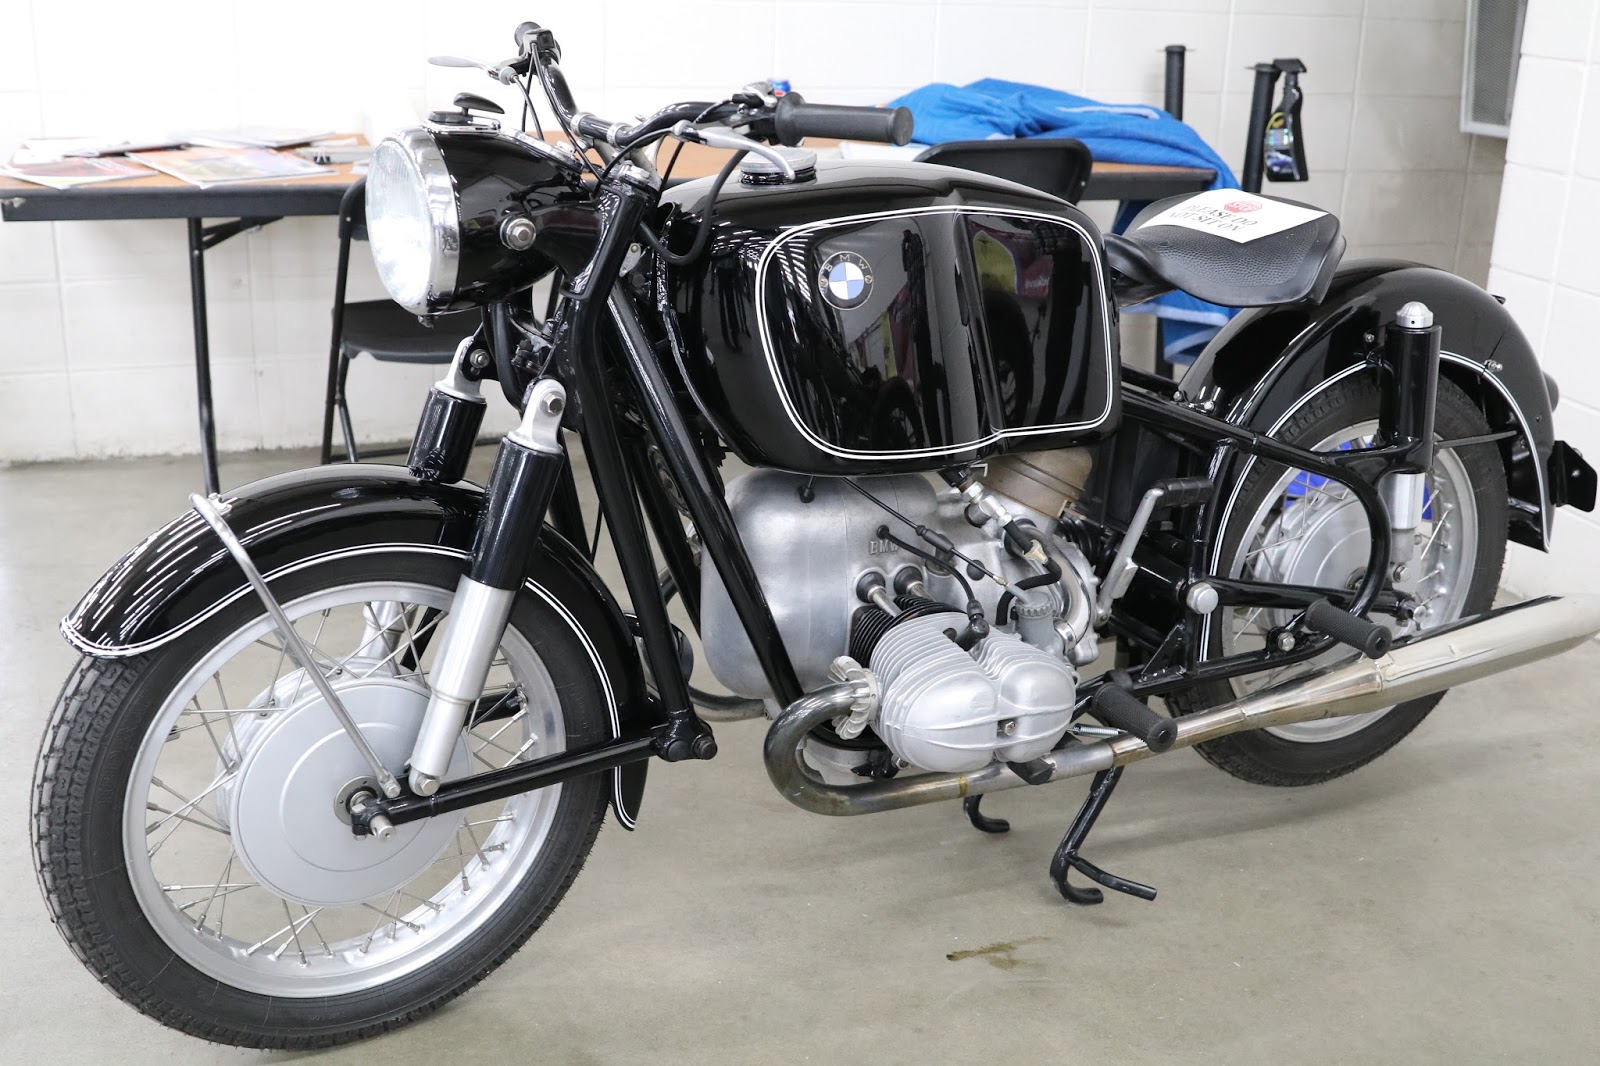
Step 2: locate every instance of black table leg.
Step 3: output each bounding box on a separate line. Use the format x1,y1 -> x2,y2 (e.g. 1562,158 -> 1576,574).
186,217 -> 221,494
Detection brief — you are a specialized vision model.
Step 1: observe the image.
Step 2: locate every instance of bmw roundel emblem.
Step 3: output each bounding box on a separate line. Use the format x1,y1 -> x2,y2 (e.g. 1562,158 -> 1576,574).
817,250 -> 873,310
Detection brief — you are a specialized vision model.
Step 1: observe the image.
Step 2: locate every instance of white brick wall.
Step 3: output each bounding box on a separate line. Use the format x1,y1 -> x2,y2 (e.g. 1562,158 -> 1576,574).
1486,0 -> 1600,597
1,0 -> 1497,462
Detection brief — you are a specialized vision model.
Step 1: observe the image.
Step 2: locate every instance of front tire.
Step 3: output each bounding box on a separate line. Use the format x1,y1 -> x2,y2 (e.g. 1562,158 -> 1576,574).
1167,374 -> 1508,786
33,552 -> 611,1048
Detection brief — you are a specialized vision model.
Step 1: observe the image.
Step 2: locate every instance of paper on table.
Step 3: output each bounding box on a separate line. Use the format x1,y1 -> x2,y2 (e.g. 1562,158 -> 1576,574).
185,127 -> 336,149
0,156 -> 157,190
128,148 -> 334,188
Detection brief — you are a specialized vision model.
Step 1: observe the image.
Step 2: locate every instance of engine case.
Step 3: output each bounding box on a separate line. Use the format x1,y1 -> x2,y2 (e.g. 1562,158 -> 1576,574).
870,613 -> 1076,772
701,469 -> 1059,698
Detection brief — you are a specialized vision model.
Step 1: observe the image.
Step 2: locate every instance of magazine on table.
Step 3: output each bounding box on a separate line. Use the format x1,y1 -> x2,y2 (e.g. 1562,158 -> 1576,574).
0,156 -> 157,190
127,147 -> 334,188
184,127 -> 336,149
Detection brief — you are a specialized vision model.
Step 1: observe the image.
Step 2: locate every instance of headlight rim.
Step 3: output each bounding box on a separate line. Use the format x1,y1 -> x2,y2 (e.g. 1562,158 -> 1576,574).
368,129 -> 461,316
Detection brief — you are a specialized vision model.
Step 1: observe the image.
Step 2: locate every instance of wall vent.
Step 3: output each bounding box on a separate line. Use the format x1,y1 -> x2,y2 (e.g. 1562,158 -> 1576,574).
1463,0 -> 1529,137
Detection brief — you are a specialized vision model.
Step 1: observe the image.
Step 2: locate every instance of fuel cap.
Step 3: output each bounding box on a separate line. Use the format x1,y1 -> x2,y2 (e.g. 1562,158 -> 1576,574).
739,146 -> 817,185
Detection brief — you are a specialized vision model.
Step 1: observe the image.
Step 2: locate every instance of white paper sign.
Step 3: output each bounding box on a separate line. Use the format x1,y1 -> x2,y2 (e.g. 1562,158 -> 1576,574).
1138,189 -> 1326,244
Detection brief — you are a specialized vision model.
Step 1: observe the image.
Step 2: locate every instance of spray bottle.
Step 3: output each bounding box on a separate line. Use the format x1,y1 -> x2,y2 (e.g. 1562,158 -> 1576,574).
1264,59 -> 1308,183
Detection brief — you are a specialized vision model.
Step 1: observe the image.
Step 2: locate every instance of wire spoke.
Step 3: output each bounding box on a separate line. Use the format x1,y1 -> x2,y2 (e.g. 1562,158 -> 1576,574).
174,884 -> 253,915
472,707 -> 529,759
147,774 -> 233,837
467,687 -> 521,730
245,906 -> 314,958
269,902 -> 320,964
285,610 -> 334,703
353,610 -> 446,680
361,892 -> 422,947
460,816 -> 492,872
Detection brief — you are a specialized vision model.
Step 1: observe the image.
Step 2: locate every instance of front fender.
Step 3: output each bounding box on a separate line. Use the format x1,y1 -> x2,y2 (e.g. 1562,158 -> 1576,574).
1183,260 -> 1559,548
62,463 -> 653,828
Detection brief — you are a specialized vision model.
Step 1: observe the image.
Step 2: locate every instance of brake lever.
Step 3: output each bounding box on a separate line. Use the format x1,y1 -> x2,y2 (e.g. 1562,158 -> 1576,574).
671,121 -> 794,181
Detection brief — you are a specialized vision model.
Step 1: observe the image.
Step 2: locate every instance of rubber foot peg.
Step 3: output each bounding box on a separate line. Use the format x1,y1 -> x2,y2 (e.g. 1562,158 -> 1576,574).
1006,759 -> 1055,786
1153,476 -> 1214,508
1091,685 -> 1177,753
1304,599 -> 1392,659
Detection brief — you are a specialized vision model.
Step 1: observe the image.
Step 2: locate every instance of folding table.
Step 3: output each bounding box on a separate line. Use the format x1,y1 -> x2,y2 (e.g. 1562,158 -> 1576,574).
1,144 -> 1212,492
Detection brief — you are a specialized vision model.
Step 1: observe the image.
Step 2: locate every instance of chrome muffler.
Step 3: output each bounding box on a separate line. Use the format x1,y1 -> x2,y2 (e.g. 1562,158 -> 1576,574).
763,596 -> 1600,816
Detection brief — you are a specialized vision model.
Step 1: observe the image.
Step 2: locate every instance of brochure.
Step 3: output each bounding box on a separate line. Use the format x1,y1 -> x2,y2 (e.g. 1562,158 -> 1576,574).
184,127 -> 336,149
0,156 -> 157,190
127,148 -> 334,188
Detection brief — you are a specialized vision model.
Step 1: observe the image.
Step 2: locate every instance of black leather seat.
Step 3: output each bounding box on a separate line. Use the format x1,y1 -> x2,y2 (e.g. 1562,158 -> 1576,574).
1103,192 -> 1344,308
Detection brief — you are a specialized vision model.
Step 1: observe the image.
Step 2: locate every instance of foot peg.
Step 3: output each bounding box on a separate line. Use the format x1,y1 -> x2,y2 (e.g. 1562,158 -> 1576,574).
1091,672 -> 1177,752
1049,766 -> 1157,905
1304,599 -> 1391,659
963,795 -> 1010,834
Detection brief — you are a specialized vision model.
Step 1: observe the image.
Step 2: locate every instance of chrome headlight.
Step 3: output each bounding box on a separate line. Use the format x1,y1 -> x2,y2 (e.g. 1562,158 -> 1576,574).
366,131 -> 460,315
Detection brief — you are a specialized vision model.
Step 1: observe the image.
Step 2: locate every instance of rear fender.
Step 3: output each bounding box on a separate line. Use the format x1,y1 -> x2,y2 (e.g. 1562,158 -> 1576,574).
1182,260 -> 1559,549
62,464 -> 653,828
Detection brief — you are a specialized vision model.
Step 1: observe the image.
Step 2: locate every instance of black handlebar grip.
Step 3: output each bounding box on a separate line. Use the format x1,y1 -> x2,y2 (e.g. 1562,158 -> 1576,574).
772,93 -> 914,147
1303,599 -> 1392,659
1091,685 -> 1178,754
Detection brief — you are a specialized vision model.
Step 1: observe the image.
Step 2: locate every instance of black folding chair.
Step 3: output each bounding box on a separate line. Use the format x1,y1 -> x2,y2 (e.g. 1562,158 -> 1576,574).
319,178 -> 474,464
914,138 -> 1093,204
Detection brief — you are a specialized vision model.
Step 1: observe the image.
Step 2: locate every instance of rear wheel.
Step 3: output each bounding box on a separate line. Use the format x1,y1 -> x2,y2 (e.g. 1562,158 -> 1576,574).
33,552 -> 611,1048
1167,375 -> 1508,785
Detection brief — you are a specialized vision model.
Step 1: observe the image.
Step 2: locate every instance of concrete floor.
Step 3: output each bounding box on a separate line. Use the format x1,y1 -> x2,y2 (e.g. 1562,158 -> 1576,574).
1,446 -> 1598,1064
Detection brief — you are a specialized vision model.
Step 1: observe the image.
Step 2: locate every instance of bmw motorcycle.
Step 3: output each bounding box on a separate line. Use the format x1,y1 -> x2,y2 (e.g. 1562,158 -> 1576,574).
32,20 -> 1600,1049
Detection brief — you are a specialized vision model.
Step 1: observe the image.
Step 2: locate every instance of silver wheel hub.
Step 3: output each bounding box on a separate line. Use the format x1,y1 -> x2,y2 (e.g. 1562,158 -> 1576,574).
1223,420 -> 1478,743
227,677 -> 468,907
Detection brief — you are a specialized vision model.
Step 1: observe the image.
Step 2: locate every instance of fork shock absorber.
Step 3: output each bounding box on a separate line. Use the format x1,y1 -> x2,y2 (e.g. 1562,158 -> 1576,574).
407,378 -> 568,796
1380,301 -> 1440,580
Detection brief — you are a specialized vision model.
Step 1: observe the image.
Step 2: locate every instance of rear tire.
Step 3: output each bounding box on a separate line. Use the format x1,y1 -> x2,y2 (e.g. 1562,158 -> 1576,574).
1167,375 -> 1508,786
33,552 -> 611,1048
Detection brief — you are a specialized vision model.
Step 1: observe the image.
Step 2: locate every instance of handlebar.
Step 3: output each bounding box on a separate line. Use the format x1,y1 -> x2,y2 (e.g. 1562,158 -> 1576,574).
772,94 -> 914,147
504,21 -> 912,157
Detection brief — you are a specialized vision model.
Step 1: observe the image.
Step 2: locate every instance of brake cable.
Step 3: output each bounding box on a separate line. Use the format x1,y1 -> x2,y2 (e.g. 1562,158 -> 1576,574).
634,149 -> 747,267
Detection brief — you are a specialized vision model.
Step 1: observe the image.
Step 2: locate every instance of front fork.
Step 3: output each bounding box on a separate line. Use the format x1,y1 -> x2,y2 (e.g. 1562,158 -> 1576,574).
407,379 -> 569,795
405,163 -> 716,795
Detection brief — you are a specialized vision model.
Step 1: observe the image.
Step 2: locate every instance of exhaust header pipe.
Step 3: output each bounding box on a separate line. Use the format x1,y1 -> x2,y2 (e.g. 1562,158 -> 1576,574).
764,596 -> 1600,817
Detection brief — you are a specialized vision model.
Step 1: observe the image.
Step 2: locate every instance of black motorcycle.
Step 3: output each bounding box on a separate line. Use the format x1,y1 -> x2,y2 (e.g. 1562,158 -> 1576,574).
32,20 -> 1600,1049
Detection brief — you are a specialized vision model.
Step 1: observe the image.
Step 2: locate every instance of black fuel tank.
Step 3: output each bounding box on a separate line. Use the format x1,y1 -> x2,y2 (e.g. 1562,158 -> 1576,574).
660,159 -> 1119,475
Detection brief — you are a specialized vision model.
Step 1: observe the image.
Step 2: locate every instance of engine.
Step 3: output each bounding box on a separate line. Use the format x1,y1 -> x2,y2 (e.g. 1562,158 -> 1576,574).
699,465 -> 1099,775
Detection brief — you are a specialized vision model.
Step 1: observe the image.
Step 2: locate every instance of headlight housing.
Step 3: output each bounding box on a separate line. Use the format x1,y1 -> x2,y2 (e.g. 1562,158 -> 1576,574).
366,131 -> 460,315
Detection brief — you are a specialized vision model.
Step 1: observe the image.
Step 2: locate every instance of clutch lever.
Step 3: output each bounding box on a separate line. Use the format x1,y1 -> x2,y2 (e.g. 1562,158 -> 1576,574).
426,53 -> 526,85
671,121 -> 794,181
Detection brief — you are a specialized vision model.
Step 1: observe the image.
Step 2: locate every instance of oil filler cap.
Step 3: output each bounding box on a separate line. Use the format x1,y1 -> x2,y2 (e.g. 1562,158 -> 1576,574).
740,146 -> 817,185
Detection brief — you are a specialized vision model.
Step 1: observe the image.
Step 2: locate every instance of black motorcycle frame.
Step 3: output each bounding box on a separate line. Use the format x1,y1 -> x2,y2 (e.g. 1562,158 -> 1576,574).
351,153 -> 1482,833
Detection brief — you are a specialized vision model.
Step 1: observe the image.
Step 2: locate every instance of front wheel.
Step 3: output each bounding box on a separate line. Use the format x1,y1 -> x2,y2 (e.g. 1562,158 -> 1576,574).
32,552 -> 611,1048
1167,375 -> 1508,786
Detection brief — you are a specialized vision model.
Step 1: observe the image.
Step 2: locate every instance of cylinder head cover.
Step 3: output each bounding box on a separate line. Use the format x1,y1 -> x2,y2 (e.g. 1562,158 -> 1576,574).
870,613 -> 1075,772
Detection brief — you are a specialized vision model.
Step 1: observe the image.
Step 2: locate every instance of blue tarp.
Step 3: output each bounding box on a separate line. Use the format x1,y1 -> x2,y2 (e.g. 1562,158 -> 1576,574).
890,79 -> 1242,363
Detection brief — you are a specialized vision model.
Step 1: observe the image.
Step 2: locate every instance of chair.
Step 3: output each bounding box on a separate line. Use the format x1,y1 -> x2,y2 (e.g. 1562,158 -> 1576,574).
914,138 -> 1093,204
319,178 -> 474,464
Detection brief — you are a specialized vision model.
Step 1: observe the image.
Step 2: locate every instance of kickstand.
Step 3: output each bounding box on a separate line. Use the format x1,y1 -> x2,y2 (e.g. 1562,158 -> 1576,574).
1048,767 -> 1157,905
963,795 -> 1010,834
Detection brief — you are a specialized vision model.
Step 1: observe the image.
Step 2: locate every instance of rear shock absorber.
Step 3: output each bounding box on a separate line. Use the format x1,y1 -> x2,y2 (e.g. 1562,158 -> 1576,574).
1380,301 -> 1441,585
